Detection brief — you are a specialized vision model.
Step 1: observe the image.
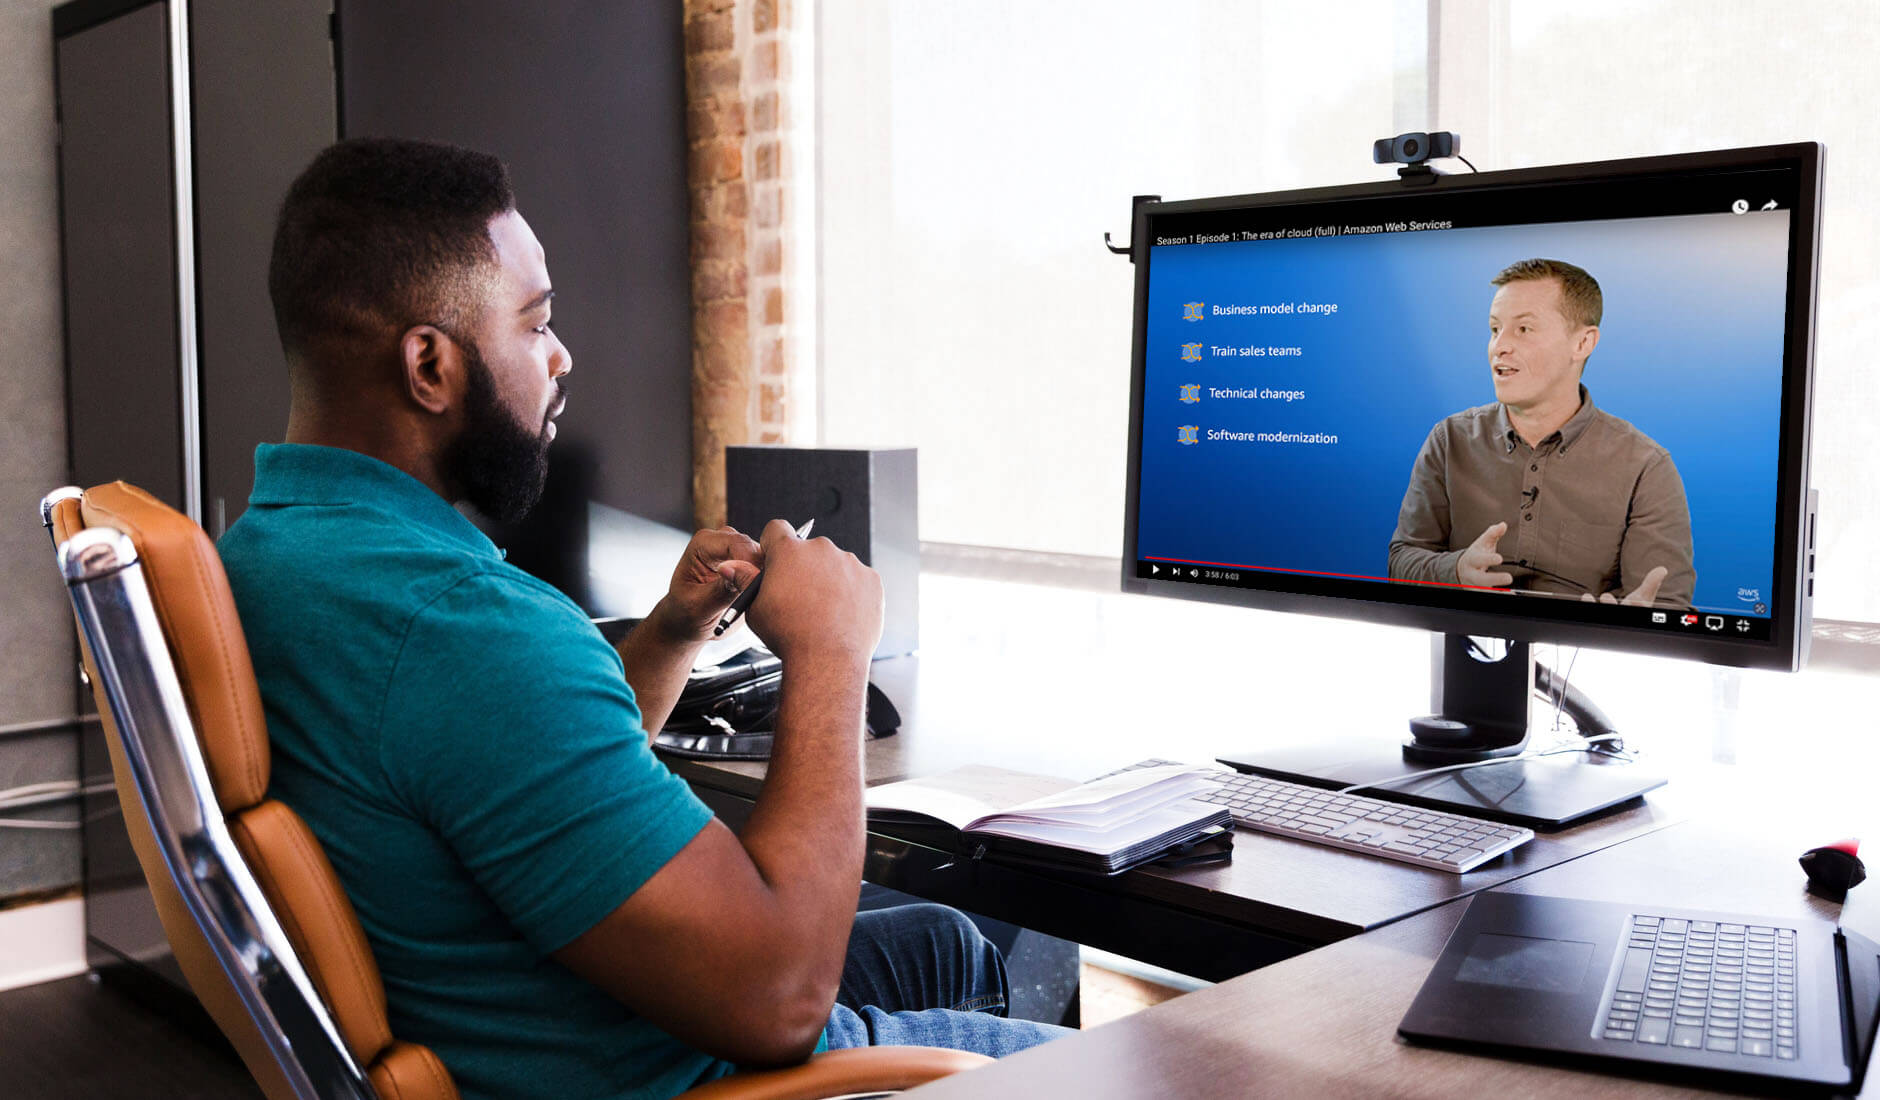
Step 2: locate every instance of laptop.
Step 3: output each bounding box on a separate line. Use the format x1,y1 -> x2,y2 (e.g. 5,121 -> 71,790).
1400,891 -> 1880,1093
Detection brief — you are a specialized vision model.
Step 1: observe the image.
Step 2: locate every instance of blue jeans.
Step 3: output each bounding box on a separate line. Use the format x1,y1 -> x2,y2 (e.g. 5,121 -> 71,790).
822,903 -> 1074,1057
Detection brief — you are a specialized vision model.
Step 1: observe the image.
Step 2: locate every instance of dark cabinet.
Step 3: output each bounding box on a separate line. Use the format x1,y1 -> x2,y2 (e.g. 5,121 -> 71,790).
56,0 -> 187,514
54,0 -> 336,1002
57,0 -> 335,534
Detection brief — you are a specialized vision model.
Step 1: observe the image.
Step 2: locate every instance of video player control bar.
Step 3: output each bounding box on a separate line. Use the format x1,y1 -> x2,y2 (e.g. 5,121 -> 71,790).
1138,559 -> 1772,640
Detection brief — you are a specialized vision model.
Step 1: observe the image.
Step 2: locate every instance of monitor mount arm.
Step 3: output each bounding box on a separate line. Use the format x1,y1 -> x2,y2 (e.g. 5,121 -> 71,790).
1535,658 -> 1620,740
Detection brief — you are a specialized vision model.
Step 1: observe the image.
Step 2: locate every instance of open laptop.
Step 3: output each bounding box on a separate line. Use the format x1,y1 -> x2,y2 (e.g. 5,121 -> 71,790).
1400,891 -> 1880,1093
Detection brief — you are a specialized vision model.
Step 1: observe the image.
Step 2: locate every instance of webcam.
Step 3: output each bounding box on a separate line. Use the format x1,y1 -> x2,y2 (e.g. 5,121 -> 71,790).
1373,131 -> 1459,166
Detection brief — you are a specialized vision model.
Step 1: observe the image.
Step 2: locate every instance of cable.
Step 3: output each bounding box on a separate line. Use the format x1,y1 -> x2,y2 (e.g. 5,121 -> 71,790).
1550,644 -> 1580,735
0,780 -> 112,813
0,818 -> 81,830
0,780 -> 80,804
1546,642 -> 1566,734
1342,643 -> 1626,799
1457,155 -> 1479,172
0,781 -> 116,832
1336,734 -> 1630,797
1507,558 -> 1591,595
1534,651 -> 1623,750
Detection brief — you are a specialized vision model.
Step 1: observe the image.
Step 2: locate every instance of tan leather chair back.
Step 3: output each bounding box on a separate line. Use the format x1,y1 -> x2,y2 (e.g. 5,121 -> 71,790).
48,483 -> 457,1100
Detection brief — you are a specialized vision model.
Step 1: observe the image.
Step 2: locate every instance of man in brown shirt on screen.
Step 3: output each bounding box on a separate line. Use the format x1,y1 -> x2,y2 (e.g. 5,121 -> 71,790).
1387,258 -> 1695,608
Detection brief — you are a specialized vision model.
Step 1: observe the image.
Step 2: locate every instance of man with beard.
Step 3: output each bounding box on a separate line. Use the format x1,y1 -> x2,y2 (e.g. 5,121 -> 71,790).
217,139 -> 1064,1100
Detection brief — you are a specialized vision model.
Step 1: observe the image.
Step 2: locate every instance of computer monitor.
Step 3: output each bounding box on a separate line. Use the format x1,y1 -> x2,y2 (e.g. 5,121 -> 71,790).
1121,143 -> 1821,827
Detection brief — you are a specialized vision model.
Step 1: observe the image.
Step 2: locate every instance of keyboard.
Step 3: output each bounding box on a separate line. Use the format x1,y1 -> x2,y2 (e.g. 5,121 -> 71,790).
1596,914 -> 1800,1059
1123,760 -> 1534,873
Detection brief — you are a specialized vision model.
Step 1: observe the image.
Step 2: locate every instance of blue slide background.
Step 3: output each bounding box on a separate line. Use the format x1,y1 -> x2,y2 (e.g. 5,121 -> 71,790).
1138,211 -> 1791,614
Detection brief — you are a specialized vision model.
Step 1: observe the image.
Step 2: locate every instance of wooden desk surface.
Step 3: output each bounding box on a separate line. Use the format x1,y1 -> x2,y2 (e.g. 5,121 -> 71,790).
666,655 -> 1689,973
905,812 -> 1876,1099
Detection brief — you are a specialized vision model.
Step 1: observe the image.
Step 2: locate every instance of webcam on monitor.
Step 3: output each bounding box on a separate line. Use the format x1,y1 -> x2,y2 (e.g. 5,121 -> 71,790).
1372,130 -> 1459,165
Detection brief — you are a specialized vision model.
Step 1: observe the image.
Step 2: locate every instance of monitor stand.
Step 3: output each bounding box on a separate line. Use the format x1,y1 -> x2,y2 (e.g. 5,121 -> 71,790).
1217,634 -> 1665,831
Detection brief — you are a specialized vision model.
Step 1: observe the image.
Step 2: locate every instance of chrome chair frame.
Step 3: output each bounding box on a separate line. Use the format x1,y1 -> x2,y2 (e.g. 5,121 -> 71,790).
49,497 -> 374,1100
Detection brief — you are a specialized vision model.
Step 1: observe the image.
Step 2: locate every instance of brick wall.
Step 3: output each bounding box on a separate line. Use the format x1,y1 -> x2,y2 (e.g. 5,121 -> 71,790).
748,0 -> 790,451
684,0 -> 796,529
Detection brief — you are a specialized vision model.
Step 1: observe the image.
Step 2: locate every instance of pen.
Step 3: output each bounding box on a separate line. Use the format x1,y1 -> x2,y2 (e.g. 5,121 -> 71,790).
713,519 -> 814,636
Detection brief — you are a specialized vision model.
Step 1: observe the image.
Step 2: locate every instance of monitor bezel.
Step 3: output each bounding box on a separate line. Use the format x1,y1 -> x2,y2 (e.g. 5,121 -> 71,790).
1119,142 -> 1821,672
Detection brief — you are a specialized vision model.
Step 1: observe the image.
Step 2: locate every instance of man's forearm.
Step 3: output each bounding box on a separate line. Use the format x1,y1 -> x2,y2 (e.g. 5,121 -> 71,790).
545,649 -> 872,1067
1389,541 -> 1463,585
613,599 -> 707,734
740,654 -> 867,887
734,654 -> 869,1030
1390,436 -> 1459,585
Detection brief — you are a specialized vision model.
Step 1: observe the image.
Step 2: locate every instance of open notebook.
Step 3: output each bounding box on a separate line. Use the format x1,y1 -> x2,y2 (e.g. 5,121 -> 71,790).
865,763 -> 1231,874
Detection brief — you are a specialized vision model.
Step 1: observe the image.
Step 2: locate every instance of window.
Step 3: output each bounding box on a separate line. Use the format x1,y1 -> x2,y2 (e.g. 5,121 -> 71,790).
1439,0 -> 1880,621
813,1 -> 1880,620
816,1 -> 1396,556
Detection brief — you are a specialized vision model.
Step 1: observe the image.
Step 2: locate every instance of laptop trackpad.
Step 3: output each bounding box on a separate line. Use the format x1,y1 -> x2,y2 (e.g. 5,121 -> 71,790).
1455,932 -> 1596,995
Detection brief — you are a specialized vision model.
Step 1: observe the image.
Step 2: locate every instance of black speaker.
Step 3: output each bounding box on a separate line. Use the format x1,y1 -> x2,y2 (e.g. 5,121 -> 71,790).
725,447 -> 919,657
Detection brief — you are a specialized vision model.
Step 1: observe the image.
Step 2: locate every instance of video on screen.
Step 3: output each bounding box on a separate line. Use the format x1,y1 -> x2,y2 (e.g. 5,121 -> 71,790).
1137,208 -> 1792,620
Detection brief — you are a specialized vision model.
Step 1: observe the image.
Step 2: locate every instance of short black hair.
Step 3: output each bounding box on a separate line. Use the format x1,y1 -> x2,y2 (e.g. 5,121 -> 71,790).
268,137 -> 515,358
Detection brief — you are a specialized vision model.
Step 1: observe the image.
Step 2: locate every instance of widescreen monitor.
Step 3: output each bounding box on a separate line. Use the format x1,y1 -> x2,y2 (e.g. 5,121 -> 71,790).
1120,144 -> 1822,824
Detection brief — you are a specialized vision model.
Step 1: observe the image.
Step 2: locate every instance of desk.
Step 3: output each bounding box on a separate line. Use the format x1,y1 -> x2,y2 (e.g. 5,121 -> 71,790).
664,654 -> 1686,982
901,813 -> 1875,1098
654,569 -> 1879,1091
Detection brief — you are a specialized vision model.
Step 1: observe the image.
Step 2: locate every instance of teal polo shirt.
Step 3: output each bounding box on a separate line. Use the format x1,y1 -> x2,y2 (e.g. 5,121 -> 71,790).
217,443 -> 727,1100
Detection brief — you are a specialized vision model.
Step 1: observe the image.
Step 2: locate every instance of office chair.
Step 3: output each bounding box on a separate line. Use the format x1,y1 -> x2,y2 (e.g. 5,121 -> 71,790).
41,482 -> 988,1100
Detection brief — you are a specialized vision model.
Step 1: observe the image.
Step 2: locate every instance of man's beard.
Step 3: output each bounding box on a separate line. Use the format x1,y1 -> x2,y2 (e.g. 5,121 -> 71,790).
441,339 -> 556,524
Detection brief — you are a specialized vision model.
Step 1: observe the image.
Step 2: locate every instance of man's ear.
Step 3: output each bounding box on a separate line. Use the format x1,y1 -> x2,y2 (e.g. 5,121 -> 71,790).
399,325 -> 459,416
1575,324 -> 1601,365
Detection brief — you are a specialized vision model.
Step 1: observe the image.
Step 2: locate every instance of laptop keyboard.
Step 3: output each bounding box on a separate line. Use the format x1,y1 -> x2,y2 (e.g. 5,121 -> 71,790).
1118,760 -> 1533,873
1597,914 -> 1799,1059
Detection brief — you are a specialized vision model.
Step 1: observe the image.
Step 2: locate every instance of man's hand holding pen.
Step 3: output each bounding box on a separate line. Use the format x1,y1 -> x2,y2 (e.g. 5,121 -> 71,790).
645,526 -> 764,644
644,515 -> 880,672
743,518 -> 883,668
715,519 -> 814,637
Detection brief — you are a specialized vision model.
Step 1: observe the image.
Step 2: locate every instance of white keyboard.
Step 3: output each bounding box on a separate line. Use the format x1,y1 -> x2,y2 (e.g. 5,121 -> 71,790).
1125,760 -> 1534,873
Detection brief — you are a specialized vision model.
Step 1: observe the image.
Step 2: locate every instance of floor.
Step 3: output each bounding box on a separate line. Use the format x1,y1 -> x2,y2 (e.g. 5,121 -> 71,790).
0,972 -> 259,1099
1078,961 -> 1187,1027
